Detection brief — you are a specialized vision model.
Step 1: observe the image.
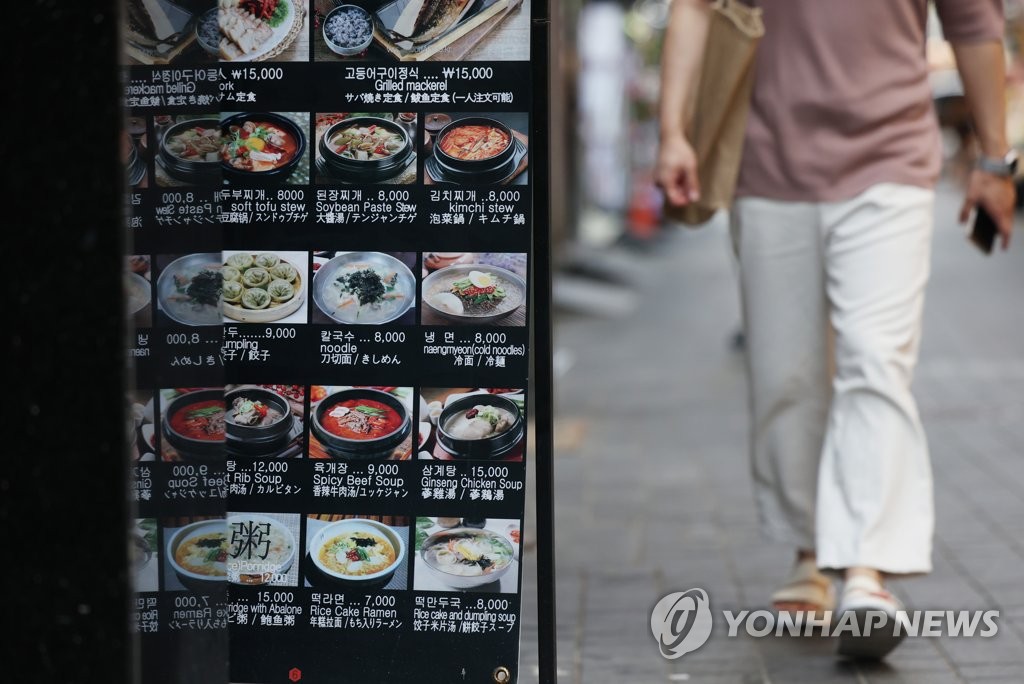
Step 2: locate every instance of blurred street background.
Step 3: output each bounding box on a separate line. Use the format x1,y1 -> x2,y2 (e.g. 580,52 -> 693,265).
519,1 -> 1024,682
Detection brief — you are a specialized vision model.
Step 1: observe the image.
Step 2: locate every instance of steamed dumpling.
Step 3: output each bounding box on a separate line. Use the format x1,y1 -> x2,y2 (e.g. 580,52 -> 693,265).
241,267 -> 270,289
270,262 -> 297,283
267,279 -> 295,303
222,280 -> 244,304
227,253 -> 253,270
222,266 -> 241,283
255,253 -> 280,269
241,288 -> 271,310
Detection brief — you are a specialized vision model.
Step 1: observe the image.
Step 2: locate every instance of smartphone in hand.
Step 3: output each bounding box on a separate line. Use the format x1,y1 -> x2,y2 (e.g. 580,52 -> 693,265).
969,206 -> 998,255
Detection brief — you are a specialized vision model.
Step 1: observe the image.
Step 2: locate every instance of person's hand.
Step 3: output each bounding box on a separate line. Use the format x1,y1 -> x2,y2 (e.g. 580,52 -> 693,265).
959,169 -> 1017,250
656,133 -> 700,207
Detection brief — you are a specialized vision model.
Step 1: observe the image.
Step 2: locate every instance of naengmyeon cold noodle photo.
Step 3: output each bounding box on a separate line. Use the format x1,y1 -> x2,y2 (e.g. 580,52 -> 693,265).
420,252 -> 526,326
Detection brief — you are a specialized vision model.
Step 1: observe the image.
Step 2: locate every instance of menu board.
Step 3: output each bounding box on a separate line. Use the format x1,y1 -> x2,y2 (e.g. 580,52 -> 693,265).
122,1 -> 544,681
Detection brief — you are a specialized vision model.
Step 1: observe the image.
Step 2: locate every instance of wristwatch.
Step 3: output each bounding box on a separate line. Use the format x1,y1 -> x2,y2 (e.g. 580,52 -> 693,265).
978,148 -> 1019,177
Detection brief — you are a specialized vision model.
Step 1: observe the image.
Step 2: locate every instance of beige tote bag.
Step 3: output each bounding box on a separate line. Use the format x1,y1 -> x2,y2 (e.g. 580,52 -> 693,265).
666,0 -> 764,225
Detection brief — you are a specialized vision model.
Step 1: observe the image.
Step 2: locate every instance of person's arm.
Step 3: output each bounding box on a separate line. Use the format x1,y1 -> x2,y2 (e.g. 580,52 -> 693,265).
656,0 -> 710,207
951,41 -> 1017,249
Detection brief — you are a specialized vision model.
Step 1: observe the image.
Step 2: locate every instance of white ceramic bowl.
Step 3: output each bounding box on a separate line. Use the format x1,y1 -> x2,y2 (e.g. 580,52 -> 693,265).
166,519 -> 228,589
310,518 -> 405,585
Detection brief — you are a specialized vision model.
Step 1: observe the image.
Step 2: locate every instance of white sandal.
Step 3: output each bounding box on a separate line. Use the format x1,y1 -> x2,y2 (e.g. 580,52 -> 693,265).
835,575 -> 908,659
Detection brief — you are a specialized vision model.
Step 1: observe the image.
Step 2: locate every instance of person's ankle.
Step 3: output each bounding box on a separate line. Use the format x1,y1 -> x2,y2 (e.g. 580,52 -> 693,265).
845,567 -> 882,584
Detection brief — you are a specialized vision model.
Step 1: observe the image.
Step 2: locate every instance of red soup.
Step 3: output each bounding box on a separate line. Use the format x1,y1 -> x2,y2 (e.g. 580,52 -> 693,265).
322,398 -> 402,440
170,399 -> 226,441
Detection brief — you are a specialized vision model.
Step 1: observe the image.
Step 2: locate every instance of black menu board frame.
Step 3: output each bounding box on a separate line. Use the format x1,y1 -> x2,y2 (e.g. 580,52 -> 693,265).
116,0 -> 557,680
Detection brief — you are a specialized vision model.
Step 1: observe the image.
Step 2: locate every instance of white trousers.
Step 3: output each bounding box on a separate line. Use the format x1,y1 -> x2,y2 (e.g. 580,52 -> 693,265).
731,183 -> 935,575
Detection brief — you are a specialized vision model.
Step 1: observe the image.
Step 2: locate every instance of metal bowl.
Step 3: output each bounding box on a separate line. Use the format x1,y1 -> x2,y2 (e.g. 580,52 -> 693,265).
156,253 -> 223,326
196,7 -> 220,56
312,252 -> 415,325
420,527 -> 515,590
421,263 -> 525,324
322,4 -> 374,56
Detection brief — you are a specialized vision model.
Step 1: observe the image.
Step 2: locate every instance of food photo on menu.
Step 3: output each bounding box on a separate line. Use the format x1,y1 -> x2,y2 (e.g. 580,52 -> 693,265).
303,515 -> 410,589
127,389 -> 159,461
224,384 -> 306,458
311,251 -> 418,325
308,386 -> 416,460
314,113 -> 419,185
413,517 -> 520,594
419,387 -> 525,461
126,255 -> 153,328
220,113 -> 310,185
226,512 -> 301,587
162,516 -> 229,592
423,112 -> 528,185
421,252 -> 526,326
124,116 -> 149,188
154,253 -> 223,327
132,518 -> 160,594
153,114 -> 221,187
159,388 -> 225,461
221,251 -> 309,324
154,113 -> 311,187
124,0 -> 310,65
313,0 -> 529,62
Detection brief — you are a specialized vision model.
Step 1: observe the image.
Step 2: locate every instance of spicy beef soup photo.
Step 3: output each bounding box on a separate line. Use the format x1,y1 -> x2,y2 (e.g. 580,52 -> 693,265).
308,386 -> 415,460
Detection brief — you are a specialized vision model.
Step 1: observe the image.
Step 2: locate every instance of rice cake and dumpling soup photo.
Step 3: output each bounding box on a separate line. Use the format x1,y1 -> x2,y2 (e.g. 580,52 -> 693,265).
414,517 -> 519,592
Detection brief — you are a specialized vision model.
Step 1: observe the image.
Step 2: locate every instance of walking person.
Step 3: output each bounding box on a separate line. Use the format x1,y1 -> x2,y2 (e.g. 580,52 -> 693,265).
657,0 -> 1017,658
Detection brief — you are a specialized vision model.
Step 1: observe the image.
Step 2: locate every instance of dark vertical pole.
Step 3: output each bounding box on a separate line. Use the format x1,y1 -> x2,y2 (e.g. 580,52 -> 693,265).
530,0 -> 557,681
6,1 -> 130,683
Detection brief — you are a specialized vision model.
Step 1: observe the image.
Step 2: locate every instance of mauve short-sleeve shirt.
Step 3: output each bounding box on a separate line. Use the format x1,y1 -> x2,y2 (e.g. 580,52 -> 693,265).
735,0 -> 1004,202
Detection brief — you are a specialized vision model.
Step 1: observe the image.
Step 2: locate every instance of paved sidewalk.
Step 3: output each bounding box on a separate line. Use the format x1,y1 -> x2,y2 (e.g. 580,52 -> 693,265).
520,183 -> 1024,683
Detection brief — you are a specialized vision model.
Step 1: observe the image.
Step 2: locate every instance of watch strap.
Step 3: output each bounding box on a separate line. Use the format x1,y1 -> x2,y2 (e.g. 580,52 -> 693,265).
978,149 -> 1019,177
